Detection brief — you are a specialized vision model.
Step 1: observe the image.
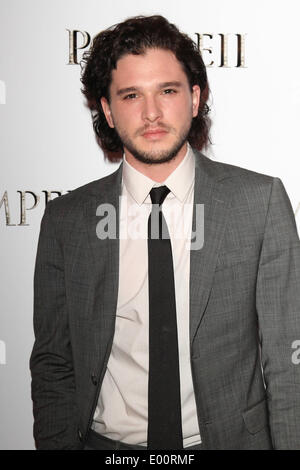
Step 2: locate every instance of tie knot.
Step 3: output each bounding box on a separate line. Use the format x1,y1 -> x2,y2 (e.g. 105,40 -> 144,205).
149,186 -> 170,206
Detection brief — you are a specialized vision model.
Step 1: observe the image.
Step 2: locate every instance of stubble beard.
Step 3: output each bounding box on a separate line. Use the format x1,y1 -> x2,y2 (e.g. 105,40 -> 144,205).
112,119 -> 193,165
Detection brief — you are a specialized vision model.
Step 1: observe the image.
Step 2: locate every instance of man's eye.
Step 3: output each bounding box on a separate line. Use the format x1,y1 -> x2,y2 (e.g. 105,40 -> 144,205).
124,93 -> 137,100
163,89 -> 176,95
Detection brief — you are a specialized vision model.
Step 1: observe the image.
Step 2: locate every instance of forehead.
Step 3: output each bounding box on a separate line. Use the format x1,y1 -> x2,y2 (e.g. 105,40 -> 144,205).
110,48 -> 189,89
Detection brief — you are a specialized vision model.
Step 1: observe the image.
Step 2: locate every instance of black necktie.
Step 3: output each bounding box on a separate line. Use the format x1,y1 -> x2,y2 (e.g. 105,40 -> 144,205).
147,185 -> 183,450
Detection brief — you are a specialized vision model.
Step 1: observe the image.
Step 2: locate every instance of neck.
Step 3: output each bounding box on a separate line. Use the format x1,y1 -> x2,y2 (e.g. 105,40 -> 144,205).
124,143 -> 188,183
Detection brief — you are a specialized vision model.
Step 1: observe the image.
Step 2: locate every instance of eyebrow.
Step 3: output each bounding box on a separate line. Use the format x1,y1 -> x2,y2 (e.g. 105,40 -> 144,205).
116,81 -> 183,96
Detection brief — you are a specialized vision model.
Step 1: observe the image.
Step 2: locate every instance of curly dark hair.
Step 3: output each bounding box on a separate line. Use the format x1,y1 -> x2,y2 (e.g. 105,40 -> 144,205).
80,15 -> 211,162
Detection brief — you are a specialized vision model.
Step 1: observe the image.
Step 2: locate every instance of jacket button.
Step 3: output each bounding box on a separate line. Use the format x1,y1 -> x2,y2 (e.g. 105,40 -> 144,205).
91,374 -> 98,386
78,428 -> 83,441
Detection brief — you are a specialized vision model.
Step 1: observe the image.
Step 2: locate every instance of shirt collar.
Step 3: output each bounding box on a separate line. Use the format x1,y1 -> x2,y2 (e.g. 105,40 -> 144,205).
122,143 -> 195,205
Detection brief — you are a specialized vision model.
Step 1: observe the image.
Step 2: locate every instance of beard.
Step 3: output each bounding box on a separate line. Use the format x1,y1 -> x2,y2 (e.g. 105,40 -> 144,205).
112,118 -> 193,165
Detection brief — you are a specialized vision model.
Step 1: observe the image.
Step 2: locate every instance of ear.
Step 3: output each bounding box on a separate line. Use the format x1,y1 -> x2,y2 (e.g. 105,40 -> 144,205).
100,97 -> 114,128
191,85 -> 201,118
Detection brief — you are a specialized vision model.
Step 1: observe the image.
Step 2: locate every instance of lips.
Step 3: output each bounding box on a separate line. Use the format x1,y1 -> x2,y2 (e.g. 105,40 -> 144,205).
142,128 -> 168,138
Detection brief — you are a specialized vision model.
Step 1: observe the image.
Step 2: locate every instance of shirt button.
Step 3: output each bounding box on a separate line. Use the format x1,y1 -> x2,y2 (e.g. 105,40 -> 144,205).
91,374 -> 98,386
78,428 -> 83,441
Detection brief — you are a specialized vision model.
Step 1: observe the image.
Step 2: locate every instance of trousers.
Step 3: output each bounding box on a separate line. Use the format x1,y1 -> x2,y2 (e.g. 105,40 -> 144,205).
84,429 -> 203,450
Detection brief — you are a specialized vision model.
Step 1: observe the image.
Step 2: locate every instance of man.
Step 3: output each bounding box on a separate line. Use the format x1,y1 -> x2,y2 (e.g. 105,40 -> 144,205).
30,15 -> 300,450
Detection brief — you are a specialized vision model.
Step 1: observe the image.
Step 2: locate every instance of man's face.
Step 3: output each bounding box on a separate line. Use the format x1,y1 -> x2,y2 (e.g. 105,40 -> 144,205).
101,48 -> 200,165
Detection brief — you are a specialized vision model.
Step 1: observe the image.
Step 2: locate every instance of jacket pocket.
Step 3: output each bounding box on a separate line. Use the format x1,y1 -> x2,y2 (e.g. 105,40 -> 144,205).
242,398 -> 269,434
215,244 -> 257,271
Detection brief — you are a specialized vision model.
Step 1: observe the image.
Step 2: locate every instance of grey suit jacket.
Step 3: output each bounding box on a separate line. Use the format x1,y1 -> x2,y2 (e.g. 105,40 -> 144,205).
30,150 -> 300,449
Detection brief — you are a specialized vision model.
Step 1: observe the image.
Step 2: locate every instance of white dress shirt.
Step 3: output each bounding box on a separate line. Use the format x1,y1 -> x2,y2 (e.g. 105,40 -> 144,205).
92,144 -> 201,447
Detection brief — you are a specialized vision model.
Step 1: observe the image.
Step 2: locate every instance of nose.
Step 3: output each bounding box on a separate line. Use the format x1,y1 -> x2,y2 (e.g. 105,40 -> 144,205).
142,95 -> 162,123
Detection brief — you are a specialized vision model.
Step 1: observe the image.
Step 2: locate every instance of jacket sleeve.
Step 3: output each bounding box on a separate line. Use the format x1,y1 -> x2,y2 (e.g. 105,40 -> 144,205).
256,177 -> 300,449
29,201 -> 82,449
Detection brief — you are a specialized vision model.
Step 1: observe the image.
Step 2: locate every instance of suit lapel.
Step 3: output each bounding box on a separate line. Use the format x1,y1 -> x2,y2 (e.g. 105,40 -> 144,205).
190,152 -> 234,346
83,163 -> 123,357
